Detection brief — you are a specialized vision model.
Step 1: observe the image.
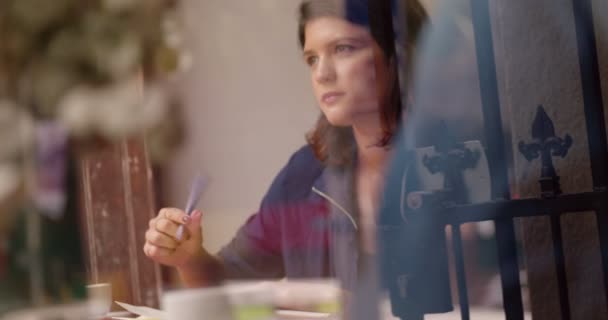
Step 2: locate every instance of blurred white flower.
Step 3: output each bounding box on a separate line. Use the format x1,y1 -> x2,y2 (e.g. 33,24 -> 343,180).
2,0 -> 184,164
95,78 -> 141,138
58,76 -> 169,139
57,88 -> 97,137
138,86 -> 170,130
178,51 -> 194,73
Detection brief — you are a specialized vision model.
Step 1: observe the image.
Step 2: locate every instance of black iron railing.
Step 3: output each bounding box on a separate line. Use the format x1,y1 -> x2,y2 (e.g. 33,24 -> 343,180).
378,0 -> 608,319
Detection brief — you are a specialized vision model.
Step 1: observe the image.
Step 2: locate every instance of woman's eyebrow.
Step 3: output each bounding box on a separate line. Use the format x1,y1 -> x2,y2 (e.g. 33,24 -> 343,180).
303,36 -> 368,56
302,49 -> 316,58
333,36 -> 367,44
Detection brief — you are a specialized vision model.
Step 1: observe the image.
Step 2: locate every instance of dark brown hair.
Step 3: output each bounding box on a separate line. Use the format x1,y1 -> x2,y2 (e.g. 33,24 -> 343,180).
298,0 -> 428,167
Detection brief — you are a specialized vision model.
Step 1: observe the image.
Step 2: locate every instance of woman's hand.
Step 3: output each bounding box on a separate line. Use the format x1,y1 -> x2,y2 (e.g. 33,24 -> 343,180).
144,208 -> 205,268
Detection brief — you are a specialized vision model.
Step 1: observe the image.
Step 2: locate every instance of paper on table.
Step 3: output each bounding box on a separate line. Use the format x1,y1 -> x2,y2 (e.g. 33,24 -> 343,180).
113,301 -> 167,320
275,309 -> 331,318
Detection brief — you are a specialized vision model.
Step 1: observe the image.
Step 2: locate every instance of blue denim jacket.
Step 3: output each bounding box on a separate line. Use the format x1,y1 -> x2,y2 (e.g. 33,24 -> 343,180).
217,145 -> 361,289
217,143 -> 454,318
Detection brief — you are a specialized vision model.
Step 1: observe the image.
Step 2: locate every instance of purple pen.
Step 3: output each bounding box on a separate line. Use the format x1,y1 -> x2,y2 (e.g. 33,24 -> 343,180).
176,173 -> 209,241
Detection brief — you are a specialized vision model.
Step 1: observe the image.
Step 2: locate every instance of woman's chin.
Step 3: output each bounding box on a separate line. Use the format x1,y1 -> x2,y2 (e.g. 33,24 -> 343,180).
323,110 -> 354,127
325,117 -> 353,127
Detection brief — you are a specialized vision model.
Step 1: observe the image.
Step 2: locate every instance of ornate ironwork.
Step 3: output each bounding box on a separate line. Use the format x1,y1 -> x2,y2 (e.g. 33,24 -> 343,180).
518,105 -> 573,198
422,122 -> 481,204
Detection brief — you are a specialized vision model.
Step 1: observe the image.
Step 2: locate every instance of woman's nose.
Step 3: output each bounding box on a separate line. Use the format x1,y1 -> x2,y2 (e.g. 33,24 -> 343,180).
314,57 -> 336,84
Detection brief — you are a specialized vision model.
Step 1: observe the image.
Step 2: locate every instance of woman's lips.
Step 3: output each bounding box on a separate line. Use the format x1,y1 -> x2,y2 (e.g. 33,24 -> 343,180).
321,91 -> 345,105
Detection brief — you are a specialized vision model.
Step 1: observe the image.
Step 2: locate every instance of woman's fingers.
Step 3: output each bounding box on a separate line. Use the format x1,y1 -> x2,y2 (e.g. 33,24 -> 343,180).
143,243 -> 174,259
160,208 -> 190,225
143,207 -> 203,267
184,210 -> 203,242
145,229 -> 178,249
154,217 -> 180,237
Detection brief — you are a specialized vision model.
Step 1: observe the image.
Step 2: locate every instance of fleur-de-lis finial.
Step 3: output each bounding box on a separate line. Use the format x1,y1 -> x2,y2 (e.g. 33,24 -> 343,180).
532,105 -> 556,141
518,105 -> 573,197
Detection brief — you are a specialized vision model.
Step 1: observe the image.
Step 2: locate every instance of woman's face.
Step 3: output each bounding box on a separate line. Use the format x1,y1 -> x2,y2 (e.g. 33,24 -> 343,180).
303,16 -> 392,127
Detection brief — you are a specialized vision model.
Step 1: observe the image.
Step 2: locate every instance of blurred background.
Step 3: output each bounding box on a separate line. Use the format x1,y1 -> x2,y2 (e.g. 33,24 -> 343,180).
2,0 -> 607,318
168,0 -> 318,253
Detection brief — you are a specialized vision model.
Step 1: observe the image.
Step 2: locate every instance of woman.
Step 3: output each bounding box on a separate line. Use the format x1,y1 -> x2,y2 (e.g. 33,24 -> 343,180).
144,0 -> 428,313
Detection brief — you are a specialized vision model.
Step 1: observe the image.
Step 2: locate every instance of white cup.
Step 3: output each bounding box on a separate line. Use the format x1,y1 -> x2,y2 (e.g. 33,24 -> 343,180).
86,283 -> 112,317
225,282 -> 274,320
162,287 -> 234,320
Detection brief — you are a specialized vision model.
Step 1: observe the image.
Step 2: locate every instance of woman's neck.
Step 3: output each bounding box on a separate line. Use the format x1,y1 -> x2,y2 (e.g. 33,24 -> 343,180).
352,121 -> 390,172
352,118 -> 392,255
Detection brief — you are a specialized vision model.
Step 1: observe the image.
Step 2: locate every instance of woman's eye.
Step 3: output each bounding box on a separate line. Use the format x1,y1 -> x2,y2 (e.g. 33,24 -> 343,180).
306,56 -> 318,66
335,44 -> 355,53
